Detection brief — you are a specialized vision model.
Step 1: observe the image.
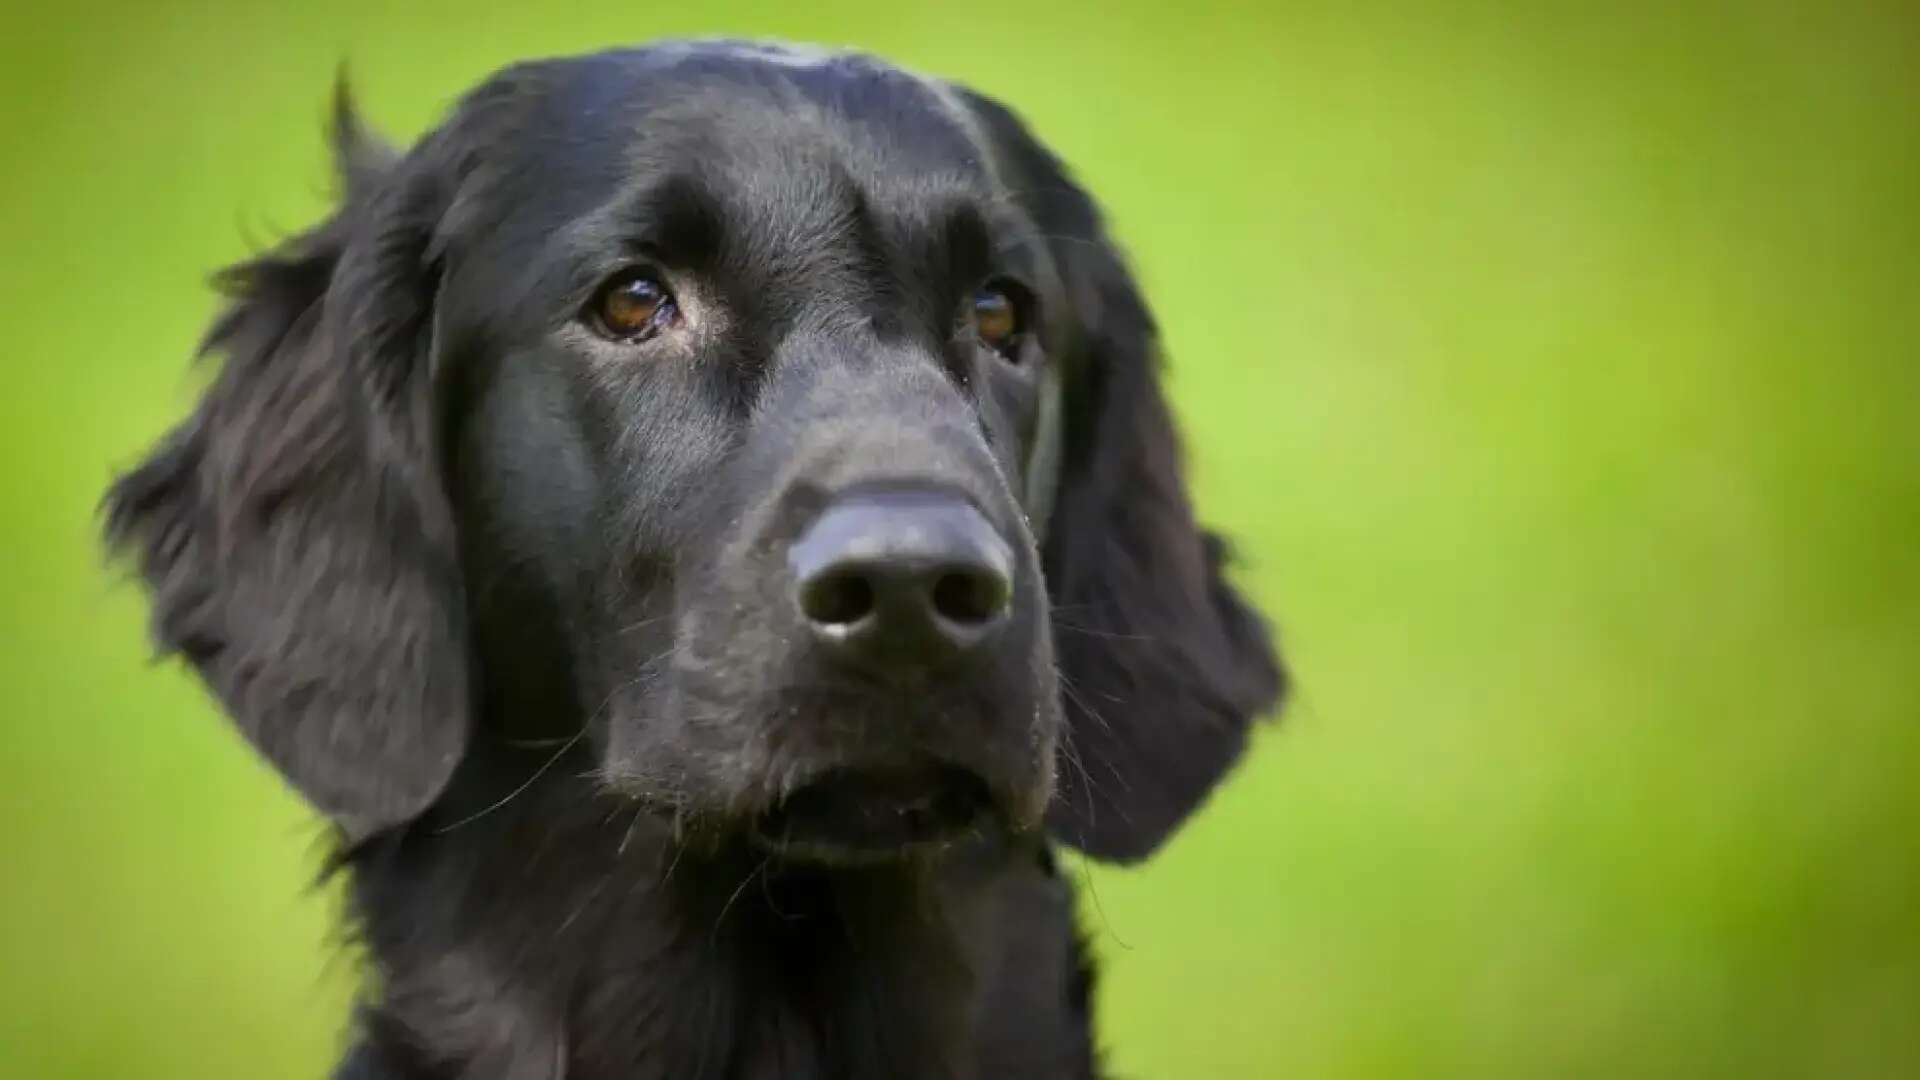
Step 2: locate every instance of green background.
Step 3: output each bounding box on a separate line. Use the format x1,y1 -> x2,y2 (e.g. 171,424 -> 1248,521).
3,2 -> 1916,1076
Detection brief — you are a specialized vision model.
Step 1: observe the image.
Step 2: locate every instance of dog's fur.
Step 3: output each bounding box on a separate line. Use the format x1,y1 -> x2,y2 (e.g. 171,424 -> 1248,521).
105,42 -> 1283,1079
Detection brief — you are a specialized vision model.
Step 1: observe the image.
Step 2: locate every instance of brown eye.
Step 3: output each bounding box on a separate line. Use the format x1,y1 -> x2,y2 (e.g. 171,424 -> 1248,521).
971,285 -> 1024,359
588,271 -> 677,341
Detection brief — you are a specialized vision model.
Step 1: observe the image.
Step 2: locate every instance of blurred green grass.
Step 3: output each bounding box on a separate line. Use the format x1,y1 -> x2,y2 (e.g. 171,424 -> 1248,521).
3,1 -> 1917,1076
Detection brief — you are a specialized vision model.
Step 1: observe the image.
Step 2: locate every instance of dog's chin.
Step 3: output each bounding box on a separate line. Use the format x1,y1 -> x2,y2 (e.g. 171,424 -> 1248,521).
749,763 -> 1004,866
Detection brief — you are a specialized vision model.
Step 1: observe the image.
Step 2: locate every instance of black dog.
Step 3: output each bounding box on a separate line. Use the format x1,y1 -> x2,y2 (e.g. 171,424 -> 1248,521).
105,41 -> 1282,1079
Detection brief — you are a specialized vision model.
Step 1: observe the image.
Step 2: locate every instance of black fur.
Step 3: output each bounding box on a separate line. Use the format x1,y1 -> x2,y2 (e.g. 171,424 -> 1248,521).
105,42 -> 1283,1079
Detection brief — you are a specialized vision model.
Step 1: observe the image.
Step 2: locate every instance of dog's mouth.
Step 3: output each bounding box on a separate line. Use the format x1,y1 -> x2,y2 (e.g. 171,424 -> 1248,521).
753,763 -> 994,863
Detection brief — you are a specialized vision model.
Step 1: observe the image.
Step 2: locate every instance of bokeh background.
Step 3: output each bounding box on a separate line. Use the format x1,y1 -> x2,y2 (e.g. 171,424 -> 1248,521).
4,1 -> 1917,1076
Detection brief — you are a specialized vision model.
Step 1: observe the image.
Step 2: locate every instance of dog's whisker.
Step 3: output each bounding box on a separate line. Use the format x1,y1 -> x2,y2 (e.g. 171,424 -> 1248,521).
1066,846 -> 1132,952
710,855 -> 769,945
500,734 -> 587,749
431,727 -> 587,834
576,651 -> 681,740
657,829 -> 688,884
615,612 -> 674,637
1050,618 -> 1159,644
1053,706 -> 1102,832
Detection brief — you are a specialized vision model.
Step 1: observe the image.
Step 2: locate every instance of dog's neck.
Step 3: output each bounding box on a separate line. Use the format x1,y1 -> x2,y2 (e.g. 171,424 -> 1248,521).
339,769 -> 1083,1080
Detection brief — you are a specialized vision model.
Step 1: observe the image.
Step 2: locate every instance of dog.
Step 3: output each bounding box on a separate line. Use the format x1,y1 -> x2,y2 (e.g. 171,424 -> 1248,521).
104,40 -> 1283,1079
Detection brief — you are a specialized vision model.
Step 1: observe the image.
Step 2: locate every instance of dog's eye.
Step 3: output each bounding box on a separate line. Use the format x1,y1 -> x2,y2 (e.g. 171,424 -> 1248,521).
587,270 -> 678,342
971,284 -> 1026,360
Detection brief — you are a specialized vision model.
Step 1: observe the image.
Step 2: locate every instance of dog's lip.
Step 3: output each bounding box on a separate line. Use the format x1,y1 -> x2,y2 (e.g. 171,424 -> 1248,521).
751,762 -> 997,863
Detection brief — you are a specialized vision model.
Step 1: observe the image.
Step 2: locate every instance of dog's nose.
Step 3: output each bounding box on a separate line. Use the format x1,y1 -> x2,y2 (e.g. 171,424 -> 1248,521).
789,490 -> 1014,672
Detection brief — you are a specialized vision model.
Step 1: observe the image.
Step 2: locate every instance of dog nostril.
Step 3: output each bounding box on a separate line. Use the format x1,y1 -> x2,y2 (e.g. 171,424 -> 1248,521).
788,490 -> 1016,665
931,568 -> 1010,626
800,571 -> 876,626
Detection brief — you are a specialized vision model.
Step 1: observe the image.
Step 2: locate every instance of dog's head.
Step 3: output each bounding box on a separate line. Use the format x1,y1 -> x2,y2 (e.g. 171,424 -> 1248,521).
105,43 -> 1283,865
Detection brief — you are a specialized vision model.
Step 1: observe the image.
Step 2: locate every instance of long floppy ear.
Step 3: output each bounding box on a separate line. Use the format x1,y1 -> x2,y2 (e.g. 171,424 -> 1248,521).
103,90 -> 469,845
960,91 -> 1287,862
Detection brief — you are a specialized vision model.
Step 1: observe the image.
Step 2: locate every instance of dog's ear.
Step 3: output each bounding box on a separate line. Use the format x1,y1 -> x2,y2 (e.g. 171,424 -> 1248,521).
959,90 -> 1286,862
103,89 -> 468,845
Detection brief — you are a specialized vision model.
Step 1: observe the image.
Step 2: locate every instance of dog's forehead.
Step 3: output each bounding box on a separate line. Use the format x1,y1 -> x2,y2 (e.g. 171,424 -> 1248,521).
538,43 -> 996,196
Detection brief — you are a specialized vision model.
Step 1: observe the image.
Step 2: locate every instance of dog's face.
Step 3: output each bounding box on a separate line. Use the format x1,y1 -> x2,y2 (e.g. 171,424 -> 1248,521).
445,49 -> 1065,856
107,43 -> 1283,866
